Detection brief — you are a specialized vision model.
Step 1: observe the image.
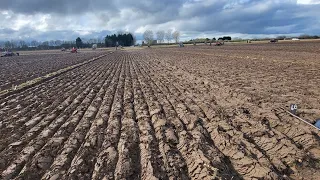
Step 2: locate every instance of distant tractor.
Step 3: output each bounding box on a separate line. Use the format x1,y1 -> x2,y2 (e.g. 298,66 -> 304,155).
1,50 -> 19,57
179,42 -> 184,47
270,39 -> 278,43
92,44 -> 97,50
61,47 -> 66,51
215,41 -> 224,46
71,47 -> 78,53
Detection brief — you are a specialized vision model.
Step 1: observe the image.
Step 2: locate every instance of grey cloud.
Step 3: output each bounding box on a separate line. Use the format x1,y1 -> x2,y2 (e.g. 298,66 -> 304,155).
177,0 -> 320,35
0,0 -> 182,15
0,27 -> 111,42
0,0 -> 115,14
0,0 -> 319,41
0,28 -> 16,34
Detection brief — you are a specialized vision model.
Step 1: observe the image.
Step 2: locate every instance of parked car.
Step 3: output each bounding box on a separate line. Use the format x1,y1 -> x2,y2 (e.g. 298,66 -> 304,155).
270,39 -> 278,43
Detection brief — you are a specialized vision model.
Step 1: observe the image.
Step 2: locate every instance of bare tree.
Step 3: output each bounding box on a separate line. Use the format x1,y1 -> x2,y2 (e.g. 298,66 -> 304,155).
165,30 -> 172,44
19,40 -> 26,48
10,40 -> 17,49
42,41 -> 49,46
4,41 -> 12,49
143,30 -> 154,46
97,38 -> 103,44
42,41 -> 49,49
132,35 -> 137,45
172,30 -> 180,43
156,30 -> 165,43
49,40 -> 55,46
55,40 -> 62,46
31,40 -> 38,47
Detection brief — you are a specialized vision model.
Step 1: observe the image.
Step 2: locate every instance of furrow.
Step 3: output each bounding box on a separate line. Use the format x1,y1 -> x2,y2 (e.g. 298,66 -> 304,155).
133,52 -> 237,179
0,66 -> 86,121
37,56 -> 118,180
130,54 -> 189,179
1,57 -> 116,179
142,58 -> 281,179
13,57 -> 120,179
64,55 -> 125,179
145,56 -> 314,177
0,57 -> 100,118
130,54 -> 169,180
113,54 -> 141,180
0,60 -> 111,174
92,52 -> 126,180
273,109 -> 319,150
0,59 -> 108,151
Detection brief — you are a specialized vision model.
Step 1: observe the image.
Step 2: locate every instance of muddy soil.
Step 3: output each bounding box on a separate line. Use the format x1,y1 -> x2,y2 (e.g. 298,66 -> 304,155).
0,43 -> 319,179
0,51 -> 106,90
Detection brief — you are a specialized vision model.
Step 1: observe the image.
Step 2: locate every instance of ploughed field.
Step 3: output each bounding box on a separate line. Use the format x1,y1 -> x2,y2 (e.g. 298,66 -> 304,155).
0,42 -> 319,179
0,51 -> 106,90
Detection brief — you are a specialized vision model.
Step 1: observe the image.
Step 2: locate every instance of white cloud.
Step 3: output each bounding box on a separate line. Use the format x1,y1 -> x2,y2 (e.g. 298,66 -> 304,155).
74,30 -> 92,36
297,0 -> 320,4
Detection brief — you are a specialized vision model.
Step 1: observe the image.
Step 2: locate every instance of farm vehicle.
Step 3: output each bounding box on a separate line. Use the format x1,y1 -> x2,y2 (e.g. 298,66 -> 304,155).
1,50 -> 19,57
269,39 -> 278,43
92,44 -> 97,50
71,47 -> 78,53
61,47 -> 77,53
215,41 -> 224,46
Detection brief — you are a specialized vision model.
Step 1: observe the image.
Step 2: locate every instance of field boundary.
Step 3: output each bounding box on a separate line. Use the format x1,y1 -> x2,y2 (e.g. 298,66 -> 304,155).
0,52 -> 114,98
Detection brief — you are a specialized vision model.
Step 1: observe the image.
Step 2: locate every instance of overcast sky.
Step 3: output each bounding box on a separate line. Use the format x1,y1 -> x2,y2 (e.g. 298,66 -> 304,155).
0,0 -> 319,42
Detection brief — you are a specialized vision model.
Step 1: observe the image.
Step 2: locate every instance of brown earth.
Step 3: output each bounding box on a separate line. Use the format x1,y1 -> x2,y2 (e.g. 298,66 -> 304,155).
0,50 -> 106,90
0,42 -> 319,180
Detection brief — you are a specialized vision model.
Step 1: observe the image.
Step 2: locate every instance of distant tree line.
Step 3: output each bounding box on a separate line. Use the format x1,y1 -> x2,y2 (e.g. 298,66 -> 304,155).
104,33 -> 135,47
0,38 -> 106,51
186,36 -> 231,44
1,33 -> 320,51
218,36 -> 232,41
